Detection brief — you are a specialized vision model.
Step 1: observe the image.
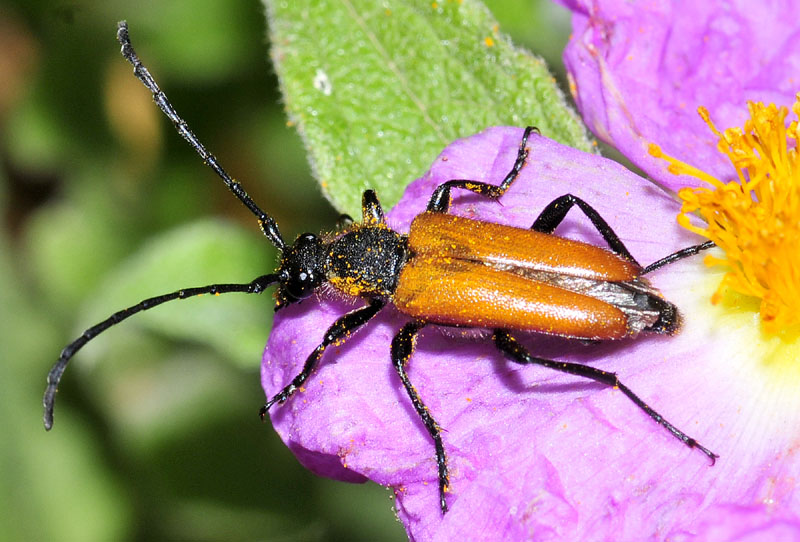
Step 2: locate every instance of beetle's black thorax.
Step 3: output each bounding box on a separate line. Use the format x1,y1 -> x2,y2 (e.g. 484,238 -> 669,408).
324,224 -> 409,297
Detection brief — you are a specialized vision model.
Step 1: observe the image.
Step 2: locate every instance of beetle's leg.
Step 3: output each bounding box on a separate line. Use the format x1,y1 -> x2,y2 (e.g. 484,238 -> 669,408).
492,329 -> 719,463
361,189 -> 385,225
642,240 -> 715,274
260,298 -> 386,415
43,273 -> 280,430
390,320 -> 450,513
426,126 -> 539,213
533,195 -> 718,273
530,194 -> 640,264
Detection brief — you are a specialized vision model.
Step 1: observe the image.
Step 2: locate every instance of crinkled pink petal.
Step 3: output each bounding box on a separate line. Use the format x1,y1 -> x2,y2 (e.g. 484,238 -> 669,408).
669,503 -> 800,541
556,0 -> 800,190
262,127 -> 800,540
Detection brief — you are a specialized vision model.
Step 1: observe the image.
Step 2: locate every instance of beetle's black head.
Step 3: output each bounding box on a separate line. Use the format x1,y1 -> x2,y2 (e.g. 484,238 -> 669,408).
274,233 -> 326,309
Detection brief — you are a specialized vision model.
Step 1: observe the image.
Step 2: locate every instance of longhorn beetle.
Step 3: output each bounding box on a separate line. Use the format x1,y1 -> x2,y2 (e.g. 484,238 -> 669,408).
44,21 -> 718,515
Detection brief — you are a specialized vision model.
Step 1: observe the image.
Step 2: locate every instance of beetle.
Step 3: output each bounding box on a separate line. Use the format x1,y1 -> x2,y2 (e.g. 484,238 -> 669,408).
44,21 -> 718,515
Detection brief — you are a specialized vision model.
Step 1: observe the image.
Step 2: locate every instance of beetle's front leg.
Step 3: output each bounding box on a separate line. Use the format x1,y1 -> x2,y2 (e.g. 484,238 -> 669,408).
260,298 -> 386,416
390,320 -> 451,514
426,126 -> 538,213
361,189 -> 385,225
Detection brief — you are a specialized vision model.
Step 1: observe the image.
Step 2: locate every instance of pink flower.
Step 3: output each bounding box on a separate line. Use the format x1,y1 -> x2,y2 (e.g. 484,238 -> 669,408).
263,127 -> 739,540
560,0 -> 800,190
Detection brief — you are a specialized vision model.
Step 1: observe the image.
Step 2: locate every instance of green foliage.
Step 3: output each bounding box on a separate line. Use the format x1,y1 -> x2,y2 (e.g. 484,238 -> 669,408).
0,233 -> 130,541
267,0 -> 591,215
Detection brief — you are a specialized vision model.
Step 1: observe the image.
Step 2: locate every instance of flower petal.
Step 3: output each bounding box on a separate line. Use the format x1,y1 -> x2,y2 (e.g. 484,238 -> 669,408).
262,127 -> 800,539
558,0 -> 800,190
669,503 -> 800,541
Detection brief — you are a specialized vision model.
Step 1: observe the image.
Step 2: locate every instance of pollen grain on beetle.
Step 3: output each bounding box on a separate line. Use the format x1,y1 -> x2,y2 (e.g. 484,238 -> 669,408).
650,94 -> 800,335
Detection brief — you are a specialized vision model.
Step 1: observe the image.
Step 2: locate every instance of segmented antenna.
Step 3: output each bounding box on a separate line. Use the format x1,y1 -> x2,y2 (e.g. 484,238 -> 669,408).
116,21 -> 286,250
43,274 -> 280,430
43,22 -> 290,430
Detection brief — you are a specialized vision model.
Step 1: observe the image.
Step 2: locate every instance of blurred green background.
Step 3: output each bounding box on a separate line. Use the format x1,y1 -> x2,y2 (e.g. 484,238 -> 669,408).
0,1 -> 571,540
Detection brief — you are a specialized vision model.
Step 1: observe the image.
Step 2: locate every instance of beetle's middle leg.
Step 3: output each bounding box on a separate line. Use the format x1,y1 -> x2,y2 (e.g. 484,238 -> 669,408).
259,298 -> 386,417
426,126 -> 539,213
491,329 -> 719,463
532,194 -> 718,274
390,320 -> 450,514
530,194 -> 640,264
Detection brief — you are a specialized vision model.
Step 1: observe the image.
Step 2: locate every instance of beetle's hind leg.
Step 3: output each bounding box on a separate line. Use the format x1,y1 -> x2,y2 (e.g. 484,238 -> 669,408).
426,126 -> 539,213
531,194 -> 640,264
492,329 -> 719,463
642,241 -> 715,274
391,321 -> 450,514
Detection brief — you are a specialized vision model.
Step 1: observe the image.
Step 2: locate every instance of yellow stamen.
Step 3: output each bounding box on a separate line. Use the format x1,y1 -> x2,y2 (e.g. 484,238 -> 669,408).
649,93 -> 800,335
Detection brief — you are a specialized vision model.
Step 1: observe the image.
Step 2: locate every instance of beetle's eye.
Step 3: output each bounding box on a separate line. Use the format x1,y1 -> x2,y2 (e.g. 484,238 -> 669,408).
285,269 -> 317,300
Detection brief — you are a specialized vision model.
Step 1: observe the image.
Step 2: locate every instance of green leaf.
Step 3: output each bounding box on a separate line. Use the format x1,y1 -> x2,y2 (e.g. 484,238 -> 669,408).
265,0 -> 592,215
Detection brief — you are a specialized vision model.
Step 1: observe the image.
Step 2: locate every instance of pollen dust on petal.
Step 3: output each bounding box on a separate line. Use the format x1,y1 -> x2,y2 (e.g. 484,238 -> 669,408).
649,94 -> 800,336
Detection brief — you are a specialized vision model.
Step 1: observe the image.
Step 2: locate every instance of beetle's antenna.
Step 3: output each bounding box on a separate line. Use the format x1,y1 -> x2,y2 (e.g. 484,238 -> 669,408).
43,273 -> 280,430
116,21 -> 286,251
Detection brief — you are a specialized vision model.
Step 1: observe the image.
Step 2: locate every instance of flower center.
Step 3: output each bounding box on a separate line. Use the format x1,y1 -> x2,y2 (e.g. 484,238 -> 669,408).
649,94 -> 800,336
